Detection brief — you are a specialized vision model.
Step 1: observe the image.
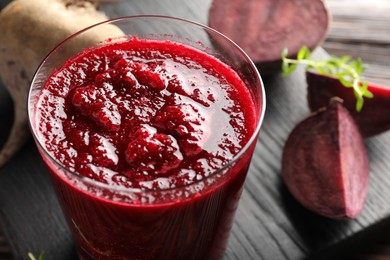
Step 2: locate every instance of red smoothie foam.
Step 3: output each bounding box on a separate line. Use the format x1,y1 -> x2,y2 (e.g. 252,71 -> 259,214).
33,37 -> 259,259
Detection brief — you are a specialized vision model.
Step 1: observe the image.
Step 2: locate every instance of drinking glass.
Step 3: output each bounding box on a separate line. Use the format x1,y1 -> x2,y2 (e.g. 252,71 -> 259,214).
28,15 -> 266,259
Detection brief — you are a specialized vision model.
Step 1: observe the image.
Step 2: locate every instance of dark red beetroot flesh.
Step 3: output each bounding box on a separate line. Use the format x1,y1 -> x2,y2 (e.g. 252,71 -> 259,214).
282,99 -> 369,219
307,71 -> 390,137
208,0 -> 330,75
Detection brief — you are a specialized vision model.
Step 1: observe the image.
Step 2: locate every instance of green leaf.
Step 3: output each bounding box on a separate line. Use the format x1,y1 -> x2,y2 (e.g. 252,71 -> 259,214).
280,46 -> 373,111
339,55 -> 351,64
364,90 -> 374,98
339,77 -> 353,88
28,251 -> 45,260
288,64 -> 298,75
350,58 -> 365,74
297,46 -> 310,60
356,96 -> 364,112
360,82 -> 374,98
282,61 -> 290,77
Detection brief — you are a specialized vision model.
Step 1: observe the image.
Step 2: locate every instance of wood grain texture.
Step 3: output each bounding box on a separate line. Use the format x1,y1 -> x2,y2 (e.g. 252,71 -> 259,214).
0,0 -> 390,259
323,0 -> 390,86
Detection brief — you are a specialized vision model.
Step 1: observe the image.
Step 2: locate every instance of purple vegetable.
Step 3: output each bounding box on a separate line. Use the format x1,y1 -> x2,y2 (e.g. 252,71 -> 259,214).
282,98 -> 369,219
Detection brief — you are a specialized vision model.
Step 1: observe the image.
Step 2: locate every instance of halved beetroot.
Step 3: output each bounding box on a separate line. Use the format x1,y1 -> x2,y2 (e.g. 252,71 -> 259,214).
307,71 -> 390,137
282,98 -> 369,219
208,0 -> 330,75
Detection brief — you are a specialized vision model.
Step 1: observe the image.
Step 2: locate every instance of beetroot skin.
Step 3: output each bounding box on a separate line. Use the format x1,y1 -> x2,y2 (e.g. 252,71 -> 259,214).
208,0 -> 330,75
307,71 -> 390,137
282,99 -> 369,219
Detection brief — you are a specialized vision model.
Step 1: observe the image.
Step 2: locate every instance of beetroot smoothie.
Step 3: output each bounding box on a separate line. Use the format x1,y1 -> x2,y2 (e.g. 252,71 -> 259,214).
29,17 -> 264,260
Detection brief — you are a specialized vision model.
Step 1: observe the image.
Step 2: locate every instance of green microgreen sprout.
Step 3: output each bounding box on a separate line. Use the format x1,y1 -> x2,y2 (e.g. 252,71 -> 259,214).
281,46 -> 374,112
27,251 -> 45,260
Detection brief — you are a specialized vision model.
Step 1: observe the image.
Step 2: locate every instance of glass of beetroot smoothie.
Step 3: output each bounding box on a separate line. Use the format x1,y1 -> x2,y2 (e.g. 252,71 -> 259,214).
28,16 -> 265,259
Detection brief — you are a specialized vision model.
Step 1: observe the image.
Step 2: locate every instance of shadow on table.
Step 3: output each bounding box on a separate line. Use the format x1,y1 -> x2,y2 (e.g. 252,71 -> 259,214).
279,182 -> 390,260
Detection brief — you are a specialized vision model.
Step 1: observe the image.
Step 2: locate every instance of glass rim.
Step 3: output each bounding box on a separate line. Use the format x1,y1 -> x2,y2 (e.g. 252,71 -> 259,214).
27,15 -> 266,194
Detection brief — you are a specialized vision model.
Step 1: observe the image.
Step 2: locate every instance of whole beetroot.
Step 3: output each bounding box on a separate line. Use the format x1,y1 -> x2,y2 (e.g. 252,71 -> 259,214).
0,0 -> 123,167
282,98 -> 369,219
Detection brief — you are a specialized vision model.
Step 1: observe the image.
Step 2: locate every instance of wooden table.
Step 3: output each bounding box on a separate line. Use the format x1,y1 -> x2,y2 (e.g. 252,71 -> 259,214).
1,0 -> 390,259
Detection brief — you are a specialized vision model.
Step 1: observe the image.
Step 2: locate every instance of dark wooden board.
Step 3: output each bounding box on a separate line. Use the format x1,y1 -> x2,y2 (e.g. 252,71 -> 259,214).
1,0 -> 390,259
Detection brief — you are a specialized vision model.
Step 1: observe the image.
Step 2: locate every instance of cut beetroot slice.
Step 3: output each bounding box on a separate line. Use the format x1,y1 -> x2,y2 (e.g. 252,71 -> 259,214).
208,0 -> 330,75
282,98 -> 369,219
307,71 -> 390,137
